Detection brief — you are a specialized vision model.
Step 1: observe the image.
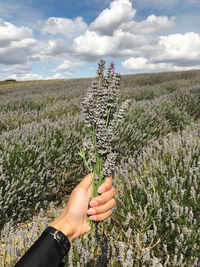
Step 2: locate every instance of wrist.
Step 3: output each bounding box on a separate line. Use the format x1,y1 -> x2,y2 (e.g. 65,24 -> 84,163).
50,216 -> 75,242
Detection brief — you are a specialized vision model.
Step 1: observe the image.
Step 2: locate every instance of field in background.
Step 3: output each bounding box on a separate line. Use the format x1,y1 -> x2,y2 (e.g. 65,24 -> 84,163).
0,70 -> 199,266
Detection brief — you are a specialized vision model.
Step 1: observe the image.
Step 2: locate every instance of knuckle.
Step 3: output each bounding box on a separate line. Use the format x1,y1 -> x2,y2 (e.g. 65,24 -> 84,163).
104,183 -> 109,190
109,176 -> 114,183
96,197 -> 104,204
112,198 -> 116,206
112,187 -> 117,195
106,176 -> 113,184
96,215 -> 103,221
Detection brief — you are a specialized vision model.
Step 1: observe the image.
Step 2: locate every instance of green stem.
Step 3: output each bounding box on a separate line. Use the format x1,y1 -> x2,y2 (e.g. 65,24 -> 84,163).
105,108 -> 111,128
88,126 -> 106,231
98,76 -> 101,88
81,123 -> 107,232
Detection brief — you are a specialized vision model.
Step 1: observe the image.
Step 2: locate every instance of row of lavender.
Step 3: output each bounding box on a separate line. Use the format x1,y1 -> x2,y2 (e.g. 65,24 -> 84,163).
1,120 -> 199,266
68,119 -> 200,266
0,78 -> 199,227
0,75 -> 199,133
0,71 -> 200,265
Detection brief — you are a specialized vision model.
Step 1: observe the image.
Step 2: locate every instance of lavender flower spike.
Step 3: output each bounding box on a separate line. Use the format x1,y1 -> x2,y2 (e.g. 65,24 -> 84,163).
79,60 -> 130,230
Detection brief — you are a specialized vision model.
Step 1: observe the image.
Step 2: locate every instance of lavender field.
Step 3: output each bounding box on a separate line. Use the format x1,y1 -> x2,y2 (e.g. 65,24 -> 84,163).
0,70 -> 200,266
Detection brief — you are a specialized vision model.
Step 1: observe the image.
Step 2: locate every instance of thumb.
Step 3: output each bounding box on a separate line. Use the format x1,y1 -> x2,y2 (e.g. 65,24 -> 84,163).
78,173 -> 94,191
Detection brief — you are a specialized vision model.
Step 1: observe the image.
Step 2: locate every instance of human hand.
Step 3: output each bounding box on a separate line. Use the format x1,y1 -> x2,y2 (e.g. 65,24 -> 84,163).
50,173 -> 117,242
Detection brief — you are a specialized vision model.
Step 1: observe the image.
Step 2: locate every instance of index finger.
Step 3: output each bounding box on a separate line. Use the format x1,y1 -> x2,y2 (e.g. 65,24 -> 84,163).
98,176 -> 113,194
91,187 -> 117,207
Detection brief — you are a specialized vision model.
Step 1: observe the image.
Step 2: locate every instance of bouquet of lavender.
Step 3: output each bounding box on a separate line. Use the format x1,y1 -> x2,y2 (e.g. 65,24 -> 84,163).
79,60 -> 130,229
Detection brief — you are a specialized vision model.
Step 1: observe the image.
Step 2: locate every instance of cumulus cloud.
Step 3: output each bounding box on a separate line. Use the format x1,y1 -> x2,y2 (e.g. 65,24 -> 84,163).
122,57 -> 200,72
122,32 -> 200,72
0,38 -> 38,65
122,57 -> 148,70
74,0 -> 175,59
156,32 -> 200,61
0,18 -> 41,66
0,18 -> 32,46
44,39 -> 69,56
73,29 -> 141,58
7,73 -> 43,81
74,30 -> 117,57
122,57 -> 172,71
41,17 -> 88,37
45,73 -> 67,80
90,0 -> 136,35
53,59 -> 84,72
2,63 -> 32,74
0,17 -> 74,70
121,15 -> 175,34
89,0 -> 174,37
73,29 -> 158,58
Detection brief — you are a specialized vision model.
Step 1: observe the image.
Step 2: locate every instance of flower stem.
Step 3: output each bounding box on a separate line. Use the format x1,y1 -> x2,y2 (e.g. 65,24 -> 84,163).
105,108 -> 111,128
88,126 -> 105,230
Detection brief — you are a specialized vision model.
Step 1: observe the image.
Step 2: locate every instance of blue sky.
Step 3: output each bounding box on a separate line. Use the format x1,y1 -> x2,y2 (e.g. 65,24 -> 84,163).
0,0 -> 200,81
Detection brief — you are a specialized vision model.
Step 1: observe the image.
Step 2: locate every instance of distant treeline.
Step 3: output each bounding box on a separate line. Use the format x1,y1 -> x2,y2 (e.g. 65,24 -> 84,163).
0,79 -> 17,83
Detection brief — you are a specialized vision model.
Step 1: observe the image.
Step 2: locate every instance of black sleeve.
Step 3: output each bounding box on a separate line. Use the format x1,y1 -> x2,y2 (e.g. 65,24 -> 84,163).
14,230 -> 69,267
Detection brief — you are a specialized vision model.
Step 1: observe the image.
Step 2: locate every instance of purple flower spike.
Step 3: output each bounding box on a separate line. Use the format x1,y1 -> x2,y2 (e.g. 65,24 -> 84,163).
110,61 -> 115,73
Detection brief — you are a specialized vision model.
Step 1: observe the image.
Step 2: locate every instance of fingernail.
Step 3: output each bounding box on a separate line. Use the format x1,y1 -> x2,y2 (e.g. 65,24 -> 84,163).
87,209 -> 96,215
90,216 -> 96,221
98,186 -> 105,193
90,200 -> 98,207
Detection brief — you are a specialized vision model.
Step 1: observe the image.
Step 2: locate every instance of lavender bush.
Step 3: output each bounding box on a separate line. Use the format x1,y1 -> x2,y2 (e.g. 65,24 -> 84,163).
0,67 -> 200,266
113,120 -> 200,266
0,116 -> 88,228
1,121 -> 199,266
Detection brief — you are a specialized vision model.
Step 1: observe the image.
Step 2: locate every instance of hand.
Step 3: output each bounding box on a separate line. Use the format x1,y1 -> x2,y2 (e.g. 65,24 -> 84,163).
50,173 -> 117,242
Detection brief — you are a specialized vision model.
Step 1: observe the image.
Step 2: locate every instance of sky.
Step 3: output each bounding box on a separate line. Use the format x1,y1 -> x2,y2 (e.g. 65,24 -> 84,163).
0,0 -> 200,81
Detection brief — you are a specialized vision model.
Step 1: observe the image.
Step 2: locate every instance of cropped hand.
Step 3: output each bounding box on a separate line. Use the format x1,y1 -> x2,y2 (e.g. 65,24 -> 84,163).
50,173 -> 117,242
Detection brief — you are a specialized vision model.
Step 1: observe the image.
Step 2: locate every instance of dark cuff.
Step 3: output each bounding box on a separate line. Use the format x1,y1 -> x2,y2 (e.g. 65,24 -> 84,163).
14,227 -> 70,267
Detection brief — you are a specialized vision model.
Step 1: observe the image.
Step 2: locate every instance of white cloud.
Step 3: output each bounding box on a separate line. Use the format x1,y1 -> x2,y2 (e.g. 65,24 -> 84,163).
73,1 -> 175,59
0,38 -> 38,65
156,32 -> 200,61
7,73 -> 43,81
0,18 -> 72,67
44,39 -> 68,56
73,29 -> 147,58
0,18 -> 41,66
172,65 -> 200,71
41,17 -> 88,37
53,59 -> 84,72
122,57 -> 172,71
121,15 -> 175,34
2,62 -> 32,74
74,30 -> 117,57
45,73 -> 67,80
122,57 -> 148,70
0,18 -> 32,46
122,57 -> 200,72
73,29 -> 157,58
90,0 -> 136,36
122,32 -> 200,72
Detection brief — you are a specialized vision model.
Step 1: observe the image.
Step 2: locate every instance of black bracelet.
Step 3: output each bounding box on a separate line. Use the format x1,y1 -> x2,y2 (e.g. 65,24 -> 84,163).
44,226 -> 71,252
